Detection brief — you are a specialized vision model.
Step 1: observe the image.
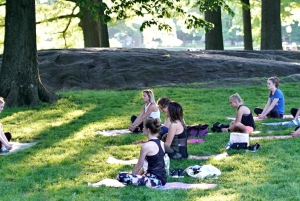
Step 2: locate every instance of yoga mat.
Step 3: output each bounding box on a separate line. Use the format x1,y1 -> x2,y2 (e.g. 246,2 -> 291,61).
250,135 -> 292,140
95,129 -> 132,136
227,114 -> 294,121
188,138 -> 205,143
262,121 -> 296,127
160,182 -> 217,190
88,179 -> 217,190
0,142 -> 38,156
188,153 -> 228,160
88,179 -> 126,188
106,156 -> 138,165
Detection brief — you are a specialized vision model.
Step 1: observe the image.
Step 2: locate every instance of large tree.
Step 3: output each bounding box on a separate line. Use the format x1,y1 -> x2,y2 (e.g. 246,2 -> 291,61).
261,0 -> 282,50
204,6 -> 224,50
241,0 -> 253,50
0,0 -> 58,107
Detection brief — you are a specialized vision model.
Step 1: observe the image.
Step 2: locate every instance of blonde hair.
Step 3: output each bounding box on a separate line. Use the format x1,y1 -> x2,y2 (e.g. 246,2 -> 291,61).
229,93 -> 244,104
143,89 -> 156,104
0,97 -> 5,104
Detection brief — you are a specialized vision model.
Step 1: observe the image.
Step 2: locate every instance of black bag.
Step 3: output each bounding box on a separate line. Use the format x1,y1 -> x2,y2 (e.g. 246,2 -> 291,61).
211,122 -> 229,133
186,124 -> 209,138
231,142 -> 248,150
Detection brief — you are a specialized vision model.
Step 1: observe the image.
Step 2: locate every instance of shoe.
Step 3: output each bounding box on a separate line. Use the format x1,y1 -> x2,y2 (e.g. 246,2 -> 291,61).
171,169 -> 179,178
248,143 -> 260,152
177,169 -> 184,178
255,143 -> 260,150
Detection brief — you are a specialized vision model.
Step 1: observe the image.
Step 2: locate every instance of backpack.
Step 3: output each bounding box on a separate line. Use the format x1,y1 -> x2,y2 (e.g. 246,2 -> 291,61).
186,124 -> 209,138
211,122 -> 229,133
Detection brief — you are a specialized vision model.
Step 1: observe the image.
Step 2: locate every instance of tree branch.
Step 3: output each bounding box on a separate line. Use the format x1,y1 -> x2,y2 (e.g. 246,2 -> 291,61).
36,14 -> 78,24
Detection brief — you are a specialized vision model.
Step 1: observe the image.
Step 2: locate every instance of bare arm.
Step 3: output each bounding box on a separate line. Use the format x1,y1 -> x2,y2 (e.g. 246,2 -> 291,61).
129,104 -> 158,131
132,144 -> 148,175
261,98 -> 279,117
129,104 -> 145,131
164,124 -> 176,147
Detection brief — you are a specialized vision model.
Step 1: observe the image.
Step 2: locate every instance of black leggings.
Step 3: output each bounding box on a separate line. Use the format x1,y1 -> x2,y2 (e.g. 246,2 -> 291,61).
254,108 -> 283,118
291,108 -> 298,118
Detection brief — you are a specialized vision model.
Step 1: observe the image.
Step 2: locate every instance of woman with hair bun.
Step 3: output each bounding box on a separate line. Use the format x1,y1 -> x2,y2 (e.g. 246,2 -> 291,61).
254,76 -> 285,119
129,89 -> 160,133
117,118 -> 166,188
222,93 -> 255,134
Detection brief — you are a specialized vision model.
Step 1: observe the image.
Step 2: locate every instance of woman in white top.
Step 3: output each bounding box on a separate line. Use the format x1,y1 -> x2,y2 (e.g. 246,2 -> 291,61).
129,89 -> 160,133
0,97 -> 12,152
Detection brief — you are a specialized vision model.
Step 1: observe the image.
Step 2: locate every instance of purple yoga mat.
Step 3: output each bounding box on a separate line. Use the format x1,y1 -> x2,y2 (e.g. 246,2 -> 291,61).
188,138 -> 205,143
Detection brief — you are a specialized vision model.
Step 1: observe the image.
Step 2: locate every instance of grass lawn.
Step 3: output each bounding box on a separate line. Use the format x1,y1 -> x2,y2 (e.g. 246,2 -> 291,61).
1,80 -> 300,200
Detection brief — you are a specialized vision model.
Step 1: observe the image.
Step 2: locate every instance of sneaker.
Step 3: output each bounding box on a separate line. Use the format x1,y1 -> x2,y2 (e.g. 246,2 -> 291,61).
177,169 -> 184,178
171,169 -> 179,178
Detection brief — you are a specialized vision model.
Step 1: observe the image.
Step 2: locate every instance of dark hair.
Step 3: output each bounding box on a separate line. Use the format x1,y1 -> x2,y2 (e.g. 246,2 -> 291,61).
168,101 -> 185,127
144,118 -> 161,134
268,76 -> 279,88
157,97 -> 171,108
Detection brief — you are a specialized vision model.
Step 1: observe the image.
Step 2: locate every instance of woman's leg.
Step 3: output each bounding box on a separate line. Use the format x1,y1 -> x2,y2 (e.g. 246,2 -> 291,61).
268,109 -> 281,118
130,115 -> 143,133
0,124 -> 12,150
116,172 -> 162,188
291,108 -> 298,118
254,108 -> 263,116
231,122 -> 248,133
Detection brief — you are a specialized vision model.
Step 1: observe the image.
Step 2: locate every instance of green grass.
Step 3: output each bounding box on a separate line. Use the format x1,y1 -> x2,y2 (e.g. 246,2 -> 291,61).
1,82 -> 300,200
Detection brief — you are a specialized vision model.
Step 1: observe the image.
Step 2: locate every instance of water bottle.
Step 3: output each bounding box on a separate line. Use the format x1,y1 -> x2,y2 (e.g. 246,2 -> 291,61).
225,141 -> 232,150
164,154 -> 170,176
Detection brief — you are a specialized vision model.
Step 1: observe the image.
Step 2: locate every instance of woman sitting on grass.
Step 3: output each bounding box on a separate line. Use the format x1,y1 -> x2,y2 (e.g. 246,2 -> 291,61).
162,101 -> 188,159
129,89 -> 160,133
0,97 -> 12,152
221,93 -> 255,134
157,97 -> 172,137
117,118 -> 166,188
254,76 -> 285,119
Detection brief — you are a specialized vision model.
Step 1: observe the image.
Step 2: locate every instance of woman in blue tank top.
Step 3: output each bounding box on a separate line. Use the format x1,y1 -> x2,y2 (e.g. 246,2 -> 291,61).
117,118 -> 167,188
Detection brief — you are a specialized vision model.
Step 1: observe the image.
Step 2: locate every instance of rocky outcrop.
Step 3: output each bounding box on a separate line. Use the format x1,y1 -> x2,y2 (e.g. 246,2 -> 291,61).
36,48 -> 300,91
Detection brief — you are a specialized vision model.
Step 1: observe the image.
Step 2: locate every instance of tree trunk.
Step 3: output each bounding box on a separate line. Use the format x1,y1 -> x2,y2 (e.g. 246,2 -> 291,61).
77,0 -> 109,47
79,6 -> 100,47
241,0 -> 253,50
0,0 -> 58,107
205,6 -> 224,50
261,0 -> 282,50
97,0 -> 110,47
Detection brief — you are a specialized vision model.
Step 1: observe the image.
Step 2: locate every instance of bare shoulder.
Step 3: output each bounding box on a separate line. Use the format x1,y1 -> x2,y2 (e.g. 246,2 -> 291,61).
148,103 -> 158,111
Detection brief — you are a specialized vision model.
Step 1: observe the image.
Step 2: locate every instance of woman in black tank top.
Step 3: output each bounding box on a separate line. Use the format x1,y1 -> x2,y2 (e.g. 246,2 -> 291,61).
117,118 -> 167,188
222,93 -> 255,134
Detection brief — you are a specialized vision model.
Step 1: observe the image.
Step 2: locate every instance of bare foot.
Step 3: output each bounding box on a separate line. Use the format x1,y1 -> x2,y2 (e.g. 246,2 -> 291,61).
221,128 -> 228,132
291,131 -> 300,137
